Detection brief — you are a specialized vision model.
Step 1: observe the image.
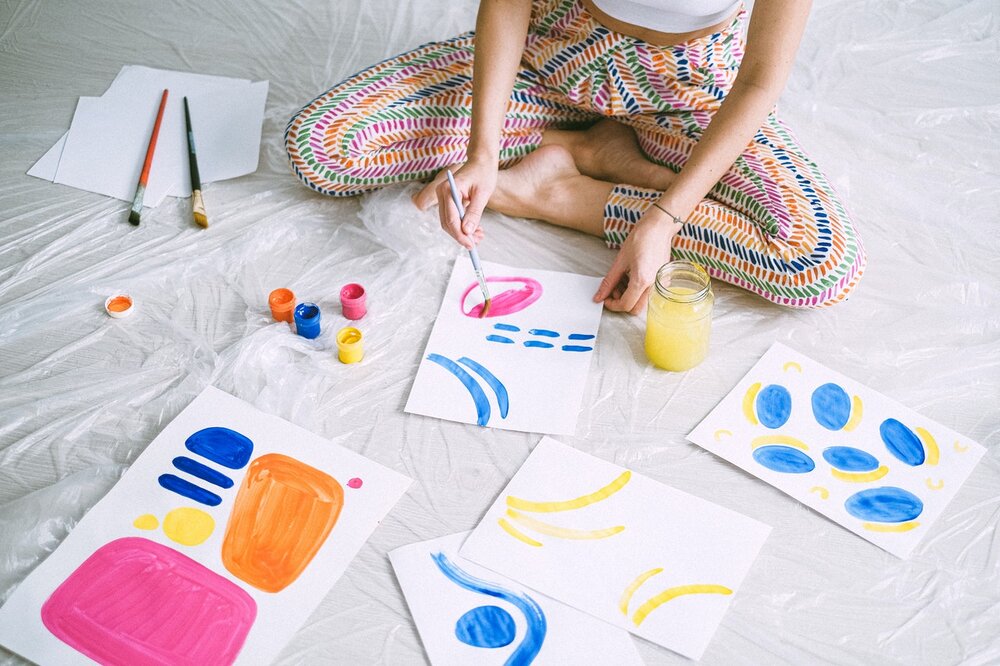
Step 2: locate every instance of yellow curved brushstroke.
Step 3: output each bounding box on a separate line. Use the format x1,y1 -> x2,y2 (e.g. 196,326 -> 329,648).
863,521 -> 920,533
751,435 -> 809,451
842,395 -> 864,432
506,509 -> 625,540
809,486 -> 830,499
618,568 -> 663,616
742,382 -> 762,425
925,478 -> 944,491
916,427 -> 940,466
954,440 -> 968,453
783,362 -> 802,373
714,429 -> 733,442
632,585 -> 733,626
506,471 -> 631,514
831,466 -> 889,483
498,518 -> 543,547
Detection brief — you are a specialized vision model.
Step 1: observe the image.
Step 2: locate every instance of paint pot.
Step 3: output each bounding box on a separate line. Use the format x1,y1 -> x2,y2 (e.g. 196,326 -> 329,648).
294,303 -> 321,339
104,294 -> 134,318
340,283 -> 366,320
336,326 -> 364,364
268,288 -> 295,323
644,261 -> 713,371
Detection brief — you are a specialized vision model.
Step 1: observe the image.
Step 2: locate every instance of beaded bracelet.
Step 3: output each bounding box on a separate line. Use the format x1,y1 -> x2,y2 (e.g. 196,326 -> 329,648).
651,202 -> 687,227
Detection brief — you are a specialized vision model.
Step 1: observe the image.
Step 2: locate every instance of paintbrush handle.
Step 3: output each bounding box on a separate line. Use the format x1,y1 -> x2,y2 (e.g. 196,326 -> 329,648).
140,89 -> 169,187
183,97 -> 201,190
445,170 -> 492,300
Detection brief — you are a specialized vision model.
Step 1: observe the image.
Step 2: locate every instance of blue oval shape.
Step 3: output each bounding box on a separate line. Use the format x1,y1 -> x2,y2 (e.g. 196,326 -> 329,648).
880,418 -> 925,466
756,385 -> 792,429
752,446 -> 816,474
844,487 -> 923,523
455,605 -> 516,649
185,427 -> 254,469
812,383 -> 852,431
822,446 -> 879,472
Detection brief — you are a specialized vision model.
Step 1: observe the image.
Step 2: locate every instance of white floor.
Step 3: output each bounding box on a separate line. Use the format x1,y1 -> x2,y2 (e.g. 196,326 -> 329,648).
1,0 -> 998,663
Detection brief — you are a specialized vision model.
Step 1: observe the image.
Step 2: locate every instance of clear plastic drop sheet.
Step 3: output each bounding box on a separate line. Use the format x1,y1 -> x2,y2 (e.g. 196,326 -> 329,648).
0,0 -> 998,664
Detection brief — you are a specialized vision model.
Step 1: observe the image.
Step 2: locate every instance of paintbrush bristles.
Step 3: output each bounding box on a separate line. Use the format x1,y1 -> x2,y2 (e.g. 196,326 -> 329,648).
192,190 -> 208,228
479,299 -> 491,318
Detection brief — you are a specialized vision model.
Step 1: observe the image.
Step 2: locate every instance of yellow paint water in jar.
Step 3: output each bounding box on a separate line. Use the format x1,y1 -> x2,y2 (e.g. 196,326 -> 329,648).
645,260 -> 714,371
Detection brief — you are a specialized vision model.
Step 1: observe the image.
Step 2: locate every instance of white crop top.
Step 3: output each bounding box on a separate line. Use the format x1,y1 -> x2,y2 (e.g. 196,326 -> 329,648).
589,0 -> 740,33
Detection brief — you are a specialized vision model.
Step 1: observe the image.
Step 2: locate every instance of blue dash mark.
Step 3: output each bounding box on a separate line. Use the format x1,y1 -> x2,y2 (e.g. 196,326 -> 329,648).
528,329 -> 559,338
524,341 -> 554,349
185,427 -> 253,469
568,333 -> 595,341
458,357 -> 509,419
172,456 -> 234,489
756,384 -> 792,429
427,353 -> 491,426
561,345 -> 593,352
494,323 -> 520,332
158,474 -> 222,506
432,552 -> 546,664
455,606 -> 516,648
486,335 -> 515,344
844,487 -> 923,523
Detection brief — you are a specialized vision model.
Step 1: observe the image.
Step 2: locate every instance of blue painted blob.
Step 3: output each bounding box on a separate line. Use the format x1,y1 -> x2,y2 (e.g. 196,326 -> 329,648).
844,487 -> 924,523
427,354 -> 491,426
157,474 -> 222,506
880,418 -> 925,466
432,552 -> 546,665
561,345 -> 593,352
755,385 -> 792,429
528,329 -> 559,338
185,427 -> 253,469
458,357 -> 509,419
752,446 -> 816,474
172,456 -> 234,488
822,447 -> 879,472
568,333 -> 595,341
494,323 -> 520,332
524,341 -> 554,349
811,383 -> 852,431
455,605 -> 516,649
486,335 -> 515,344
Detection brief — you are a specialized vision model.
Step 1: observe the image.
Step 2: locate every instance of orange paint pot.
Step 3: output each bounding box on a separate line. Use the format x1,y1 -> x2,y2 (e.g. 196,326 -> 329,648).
268,288 -> 295,323
222,453 -> 343,593
104,294 -> 134,319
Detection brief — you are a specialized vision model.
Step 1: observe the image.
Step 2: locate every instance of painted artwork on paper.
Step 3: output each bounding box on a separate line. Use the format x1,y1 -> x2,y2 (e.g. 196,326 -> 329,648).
389,532 -> 643,666
460,438 -> 771,661
0,387 -> 411,666
687,342 -> 986,559
405,257 -> 604,435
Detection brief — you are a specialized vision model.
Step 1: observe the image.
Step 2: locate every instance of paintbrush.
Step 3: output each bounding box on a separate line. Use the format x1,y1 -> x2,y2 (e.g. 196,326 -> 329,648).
183,97 -> 208,228
446,169 -> 492,318
129,89 -> 169,226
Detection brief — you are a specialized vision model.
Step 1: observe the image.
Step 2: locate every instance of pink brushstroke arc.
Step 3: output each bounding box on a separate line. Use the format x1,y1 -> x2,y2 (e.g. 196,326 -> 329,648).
460,277 -> 543,318
41,537 -> 256,666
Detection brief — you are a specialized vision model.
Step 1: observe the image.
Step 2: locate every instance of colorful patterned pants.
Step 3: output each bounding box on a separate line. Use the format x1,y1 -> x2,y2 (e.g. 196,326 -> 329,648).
286,0 -> 866,307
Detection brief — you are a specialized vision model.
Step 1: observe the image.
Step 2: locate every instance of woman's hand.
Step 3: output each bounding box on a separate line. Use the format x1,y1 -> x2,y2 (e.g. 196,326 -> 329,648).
414,159 -> 496,249
593,209 -> 682,315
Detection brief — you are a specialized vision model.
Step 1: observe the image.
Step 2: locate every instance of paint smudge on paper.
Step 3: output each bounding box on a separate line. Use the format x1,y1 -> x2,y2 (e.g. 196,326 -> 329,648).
487,335 -> 515,344
158,474 -> 222,506
561,345 -> 593,352
172,456 -> 234,488
461,277 -> 543,318
880,419 -> 925,466
133,514 -> 158,530
811,383 -> 853,431
755,384 -> 792,429
455,605 -> 516,648
824,446 -> 889,482
427,354 -> 509,426
348,477 -> 363,489
494,323 -> 520,332
524,341 -> 554,349
185,427 -> 254,469
844,487 -> 923,530
619,568 -> 732,627
163,507 -> 215,546
458,357 -> 510,420
568,333 -> 595,341
752,446 -> 815,474
528,329 -> 559,338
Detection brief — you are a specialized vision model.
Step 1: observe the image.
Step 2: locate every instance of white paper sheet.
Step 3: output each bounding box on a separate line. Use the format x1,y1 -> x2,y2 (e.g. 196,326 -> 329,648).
404,257 -> 603,435
0,387 -> 411,666
389,532 -> 643,666
460,437 -> 771,660
687,342 -> 986,559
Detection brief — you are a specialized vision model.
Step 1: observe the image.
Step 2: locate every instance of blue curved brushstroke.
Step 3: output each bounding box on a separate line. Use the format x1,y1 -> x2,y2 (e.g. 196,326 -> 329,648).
822,447 -> 879,472
844,487 -> 924,523
432,552 -> 546,665
427,354 -> 491,426
756,384 -> 792,429
524,341 -> 554,349
880,418 -> 925,466
752,446 -> 816,474
561,345 -> 593,352
494,323 -> 520,332
811,383 -> 852,431
568,333 -> 595,341
158,474 -> 222,506
486,335 -> 515,344
172,456 -> 234,488
458,357 -> 509,419
185,427 -> 253,469
528,329 -> 559,338
455,605 -> 517,648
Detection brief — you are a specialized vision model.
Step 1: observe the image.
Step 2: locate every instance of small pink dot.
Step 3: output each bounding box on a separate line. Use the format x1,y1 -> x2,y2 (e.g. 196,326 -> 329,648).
347,478 -> 363,489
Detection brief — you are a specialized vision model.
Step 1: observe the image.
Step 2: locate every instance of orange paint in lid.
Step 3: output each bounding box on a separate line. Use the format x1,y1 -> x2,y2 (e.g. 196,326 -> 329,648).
104,294 -> 134,318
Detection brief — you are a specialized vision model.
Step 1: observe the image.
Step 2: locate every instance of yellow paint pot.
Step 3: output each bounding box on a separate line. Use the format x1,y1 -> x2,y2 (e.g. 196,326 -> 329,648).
336,326 -> 364,364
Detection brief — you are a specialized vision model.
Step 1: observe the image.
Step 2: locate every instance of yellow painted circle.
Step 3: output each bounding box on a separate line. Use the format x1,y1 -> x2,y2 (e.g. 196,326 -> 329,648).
163,507 -> 215,546
133,514 -> 159,530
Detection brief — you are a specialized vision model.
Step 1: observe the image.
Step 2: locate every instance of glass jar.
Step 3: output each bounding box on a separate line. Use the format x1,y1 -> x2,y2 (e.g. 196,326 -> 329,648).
644,260 -> 714,371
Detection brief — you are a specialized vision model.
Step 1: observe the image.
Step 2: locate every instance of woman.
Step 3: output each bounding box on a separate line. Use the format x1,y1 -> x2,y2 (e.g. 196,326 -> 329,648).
286,0 -> 866,312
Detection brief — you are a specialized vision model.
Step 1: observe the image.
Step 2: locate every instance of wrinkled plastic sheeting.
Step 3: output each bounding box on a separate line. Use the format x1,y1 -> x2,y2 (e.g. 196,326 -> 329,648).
0,0 -> 998,664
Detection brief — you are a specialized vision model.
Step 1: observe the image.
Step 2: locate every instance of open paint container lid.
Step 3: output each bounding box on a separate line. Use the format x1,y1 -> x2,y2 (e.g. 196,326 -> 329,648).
104,294 -> 135,318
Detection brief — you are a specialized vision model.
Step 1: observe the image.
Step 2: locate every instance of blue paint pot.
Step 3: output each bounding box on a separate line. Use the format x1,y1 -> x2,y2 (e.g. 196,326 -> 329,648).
294,302 -> 321,339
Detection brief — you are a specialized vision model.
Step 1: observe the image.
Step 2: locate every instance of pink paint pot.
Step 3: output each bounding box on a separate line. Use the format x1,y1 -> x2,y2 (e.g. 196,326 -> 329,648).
340,283 -> 366,320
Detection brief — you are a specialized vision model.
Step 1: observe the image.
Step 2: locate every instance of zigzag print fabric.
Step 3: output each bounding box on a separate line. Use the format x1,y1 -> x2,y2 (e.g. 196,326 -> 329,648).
285,0 -> 866,308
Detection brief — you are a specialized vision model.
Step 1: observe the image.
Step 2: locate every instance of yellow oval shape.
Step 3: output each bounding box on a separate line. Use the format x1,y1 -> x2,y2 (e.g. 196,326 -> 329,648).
163,507 -> 215,546
132,514 -> 159,530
